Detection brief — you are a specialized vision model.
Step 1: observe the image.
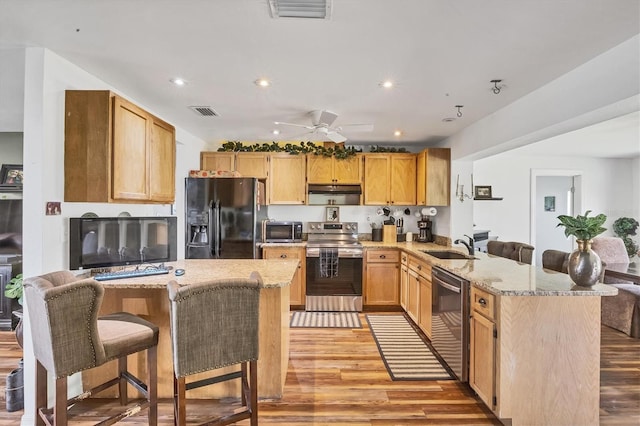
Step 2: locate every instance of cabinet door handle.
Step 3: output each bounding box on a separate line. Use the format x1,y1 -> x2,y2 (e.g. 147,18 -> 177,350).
417,265 -> 422,270
379,254 -> 386,259
478,298 -> 487,306
280,254 -> 288,258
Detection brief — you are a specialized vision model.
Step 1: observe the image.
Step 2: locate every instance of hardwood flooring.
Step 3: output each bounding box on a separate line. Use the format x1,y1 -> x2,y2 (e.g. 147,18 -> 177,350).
0,313 -> 638,425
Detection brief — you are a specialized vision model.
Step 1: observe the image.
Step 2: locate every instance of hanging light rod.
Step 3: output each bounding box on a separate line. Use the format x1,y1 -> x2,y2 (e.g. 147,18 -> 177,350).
491,79 -> 503,94
455,105 -> 464,117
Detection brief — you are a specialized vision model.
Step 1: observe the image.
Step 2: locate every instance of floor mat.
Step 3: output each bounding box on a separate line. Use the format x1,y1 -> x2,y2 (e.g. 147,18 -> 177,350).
366,314 -> 453,381
290,311 -> 362,328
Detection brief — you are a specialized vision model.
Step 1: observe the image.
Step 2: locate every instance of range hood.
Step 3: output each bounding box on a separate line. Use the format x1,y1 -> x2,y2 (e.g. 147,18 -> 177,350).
307,184 -> 362,205
308,184 -> 362,195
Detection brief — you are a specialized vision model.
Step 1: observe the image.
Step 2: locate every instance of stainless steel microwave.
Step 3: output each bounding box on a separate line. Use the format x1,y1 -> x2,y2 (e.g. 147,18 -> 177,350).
262,221 -> 303,243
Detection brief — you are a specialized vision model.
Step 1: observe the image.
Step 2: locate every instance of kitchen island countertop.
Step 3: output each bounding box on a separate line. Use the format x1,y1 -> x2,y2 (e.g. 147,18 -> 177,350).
364,240 -> 618,297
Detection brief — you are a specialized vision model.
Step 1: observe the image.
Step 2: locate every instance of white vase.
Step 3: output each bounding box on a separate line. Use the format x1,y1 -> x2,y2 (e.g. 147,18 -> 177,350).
568,240 -> 602,287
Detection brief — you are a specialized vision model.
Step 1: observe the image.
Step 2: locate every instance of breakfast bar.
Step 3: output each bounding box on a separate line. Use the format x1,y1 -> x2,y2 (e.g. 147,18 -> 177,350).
82,259 -> 300,399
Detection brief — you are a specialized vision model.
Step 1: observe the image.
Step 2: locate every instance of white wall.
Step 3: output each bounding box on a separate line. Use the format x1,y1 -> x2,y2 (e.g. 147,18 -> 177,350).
20,47 -> 206,425
0,48 -> 25,132
535,176 -> 574,265
473,154 -> 637,252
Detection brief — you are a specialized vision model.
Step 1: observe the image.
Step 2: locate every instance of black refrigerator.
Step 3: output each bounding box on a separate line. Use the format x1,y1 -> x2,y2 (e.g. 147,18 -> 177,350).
185,177 -> 267,259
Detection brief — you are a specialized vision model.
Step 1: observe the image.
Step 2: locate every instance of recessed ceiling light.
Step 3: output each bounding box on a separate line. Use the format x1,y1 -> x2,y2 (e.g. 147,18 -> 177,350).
272,129 -> 280,135
254,78 -> 271,87
379,80 -> 394,89
394,130 -> 402,137
442,117 -> 456,122
170,78 -> 187,86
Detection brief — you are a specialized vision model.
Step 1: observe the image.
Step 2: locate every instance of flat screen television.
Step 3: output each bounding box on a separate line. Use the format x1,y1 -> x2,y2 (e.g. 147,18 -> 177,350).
69,216 -> 178,270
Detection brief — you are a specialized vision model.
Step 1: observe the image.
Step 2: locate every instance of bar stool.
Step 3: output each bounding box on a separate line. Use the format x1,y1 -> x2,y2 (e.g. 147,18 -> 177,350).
167,272 -> 262,426
24,271 -> 158,425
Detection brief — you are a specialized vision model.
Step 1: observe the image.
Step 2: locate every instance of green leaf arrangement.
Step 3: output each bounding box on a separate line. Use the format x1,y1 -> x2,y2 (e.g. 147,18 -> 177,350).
218,141 -> 362,158
556,210 -> 607,241
4,273 -> 23,306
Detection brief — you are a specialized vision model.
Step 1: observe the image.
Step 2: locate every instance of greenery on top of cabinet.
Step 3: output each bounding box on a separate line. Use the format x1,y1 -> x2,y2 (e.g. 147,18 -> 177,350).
218,141 -> 409,159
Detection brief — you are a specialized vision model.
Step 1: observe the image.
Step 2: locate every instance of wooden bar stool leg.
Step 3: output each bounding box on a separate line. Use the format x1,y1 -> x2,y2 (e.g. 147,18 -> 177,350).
174,376 -> 186,426
148,345 -> 158,426
55,377 -> 68,425
241,362 -> 248,406
35,360 -> 47,426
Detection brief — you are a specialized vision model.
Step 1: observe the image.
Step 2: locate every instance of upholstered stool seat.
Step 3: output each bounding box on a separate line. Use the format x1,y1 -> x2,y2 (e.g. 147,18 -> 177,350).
487,240 -> 535,264
25,271 -> 158,425
167,272 -> 262,426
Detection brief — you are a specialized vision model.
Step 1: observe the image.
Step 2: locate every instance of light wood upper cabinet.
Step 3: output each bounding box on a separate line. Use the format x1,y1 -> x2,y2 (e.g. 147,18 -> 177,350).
391,154 -> 417,205
363,154 -> 416,205
307,154 -> 362,184
416,148 -> 451,206
363,155 -> 390,205
200,152 -> 235,171
64,90 -> 176,203
200,152 -> 269,180
269,154 -> 306,204
149,117 -> 176,203
235,152 -> 269,179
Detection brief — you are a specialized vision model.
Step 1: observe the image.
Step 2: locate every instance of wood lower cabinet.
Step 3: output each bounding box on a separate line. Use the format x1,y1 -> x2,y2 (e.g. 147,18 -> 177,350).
418,269 -> 432,338
400,252 -> 409,310
65,90 -> 176,203
468,286 -> 602,425
406,255 -> 431,336
262,246 -> 305,306
269,154 -> 306,204
416,148 -> 450,206
364,249 -> 400,306
363,154 -> 416,205
469,286 -> 496,409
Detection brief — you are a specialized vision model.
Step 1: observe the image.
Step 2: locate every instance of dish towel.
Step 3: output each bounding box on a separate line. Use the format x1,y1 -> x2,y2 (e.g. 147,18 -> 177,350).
319,248 -> 339,278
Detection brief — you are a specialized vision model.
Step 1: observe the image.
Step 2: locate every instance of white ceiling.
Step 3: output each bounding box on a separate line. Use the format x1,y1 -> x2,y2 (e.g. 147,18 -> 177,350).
1,0 -> 639,156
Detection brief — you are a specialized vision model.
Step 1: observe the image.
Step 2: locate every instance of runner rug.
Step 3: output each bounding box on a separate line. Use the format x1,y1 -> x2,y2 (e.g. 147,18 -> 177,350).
290,311 -> 362,328
366,314 -> 453,381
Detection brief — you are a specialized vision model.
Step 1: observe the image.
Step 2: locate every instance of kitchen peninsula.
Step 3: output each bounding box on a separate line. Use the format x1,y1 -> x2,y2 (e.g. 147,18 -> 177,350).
82,259 -> 300,399
364,240 -> 618,426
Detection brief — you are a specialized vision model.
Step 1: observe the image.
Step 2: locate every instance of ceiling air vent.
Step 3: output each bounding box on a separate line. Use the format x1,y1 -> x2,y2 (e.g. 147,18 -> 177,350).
268,0 -> 332,19
189,106 -> 219,117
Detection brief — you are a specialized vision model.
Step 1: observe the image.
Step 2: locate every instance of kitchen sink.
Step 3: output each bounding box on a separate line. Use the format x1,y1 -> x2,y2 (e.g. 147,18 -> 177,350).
420,250 -> 473,260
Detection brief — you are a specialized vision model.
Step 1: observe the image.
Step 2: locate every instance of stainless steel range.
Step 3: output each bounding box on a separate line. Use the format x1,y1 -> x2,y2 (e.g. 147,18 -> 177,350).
305,222 -> 363,312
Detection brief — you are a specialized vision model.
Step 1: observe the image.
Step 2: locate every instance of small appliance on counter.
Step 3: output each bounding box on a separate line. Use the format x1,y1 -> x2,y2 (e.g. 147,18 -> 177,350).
417,207 -> 437,242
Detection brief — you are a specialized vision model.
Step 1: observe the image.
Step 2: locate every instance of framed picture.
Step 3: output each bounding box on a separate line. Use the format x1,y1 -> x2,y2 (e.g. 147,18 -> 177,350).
544,196 -> 556,212
326,206 -> 340,222
0,164 -> 23,186
474,185 -> 492,199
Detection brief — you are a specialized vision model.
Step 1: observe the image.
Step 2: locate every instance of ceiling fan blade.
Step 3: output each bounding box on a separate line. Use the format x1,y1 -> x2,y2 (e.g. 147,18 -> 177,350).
326,131 -> 347,143
336,123 -> 374,133
274,121 -> 315,130
311,110 -> 338,127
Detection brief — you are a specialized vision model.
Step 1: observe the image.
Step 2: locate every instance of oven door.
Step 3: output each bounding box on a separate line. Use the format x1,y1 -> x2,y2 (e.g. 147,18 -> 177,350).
305,248 -> 363,311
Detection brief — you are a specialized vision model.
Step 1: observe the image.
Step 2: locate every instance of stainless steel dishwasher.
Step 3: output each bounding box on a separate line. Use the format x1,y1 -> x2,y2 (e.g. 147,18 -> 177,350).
431,266 -> 470,382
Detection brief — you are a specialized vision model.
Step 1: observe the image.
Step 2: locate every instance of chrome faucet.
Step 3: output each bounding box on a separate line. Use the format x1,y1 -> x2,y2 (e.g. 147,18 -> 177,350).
454,234 -> 475,255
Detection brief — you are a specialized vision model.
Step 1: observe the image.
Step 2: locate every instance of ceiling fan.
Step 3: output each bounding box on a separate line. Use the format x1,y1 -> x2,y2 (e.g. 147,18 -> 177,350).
274,110 -> 373,143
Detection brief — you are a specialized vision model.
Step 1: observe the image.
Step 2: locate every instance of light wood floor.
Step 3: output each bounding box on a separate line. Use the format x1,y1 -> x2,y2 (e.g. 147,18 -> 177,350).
0,313 -> 638,425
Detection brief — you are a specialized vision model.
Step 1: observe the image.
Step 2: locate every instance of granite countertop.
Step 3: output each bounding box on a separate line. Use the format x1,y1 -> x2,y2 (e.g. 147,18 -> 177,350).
95,259 -> 300,289
378,241 -> 617,297
264,239 -> 617,297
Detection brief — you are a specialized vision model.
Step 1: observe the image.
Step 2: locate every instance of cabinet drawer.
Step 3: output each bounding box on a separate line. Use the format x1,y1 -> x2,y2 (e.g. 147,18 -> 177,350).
471,287 -> 495,321
366,249 -> 399,263
262,247 -> 303,260
408,257 -> 431,278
